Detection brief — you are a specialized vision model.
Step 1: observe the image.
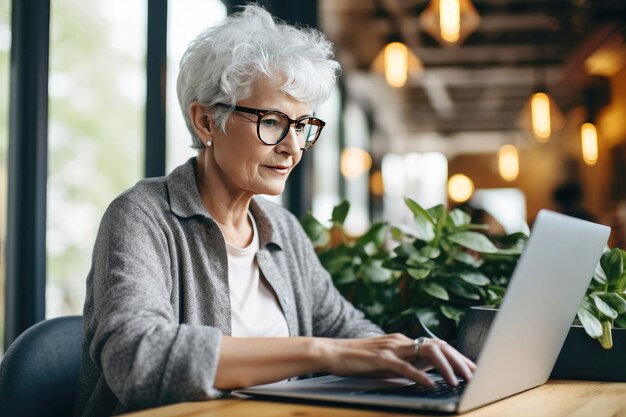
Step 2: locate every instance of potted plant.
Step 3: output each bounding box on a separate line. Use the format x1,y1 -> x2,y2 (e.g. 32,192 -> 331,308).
550,247 -> 626,381
301,200 -> 626,381
300,198 -> 525,343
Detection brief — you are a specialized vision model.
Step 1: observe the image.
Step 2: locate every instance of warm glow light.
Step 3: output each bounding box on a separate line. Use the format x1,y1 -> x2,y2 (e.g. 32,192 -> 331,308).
498,145 -> 519,181
531,92 -> 551,142
341,147 -> 373,179
419,0 -> 480,46
370,170 -> 384,196
448,174 -> 474,202
384,42 -> 409,88
440,0 -> 461,43
581,123 -> 599,166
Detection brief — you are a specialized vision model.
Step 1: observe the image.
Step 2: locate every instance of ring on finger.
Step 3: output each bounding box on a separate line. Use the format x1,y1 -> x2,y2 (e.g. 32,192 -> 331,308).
413,337 -> 429,359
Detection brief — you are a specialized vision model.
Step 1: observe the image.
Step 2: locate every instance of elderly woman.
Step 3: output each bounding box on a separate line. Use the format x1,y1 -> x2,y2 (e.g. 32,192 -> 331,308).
74,5 -> 475,417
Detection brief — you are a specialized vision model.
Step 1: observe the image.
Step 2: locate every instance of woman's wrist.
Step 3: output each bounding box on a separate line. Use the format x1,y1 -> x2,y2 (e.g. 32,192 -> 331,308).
307,337 -> 338,373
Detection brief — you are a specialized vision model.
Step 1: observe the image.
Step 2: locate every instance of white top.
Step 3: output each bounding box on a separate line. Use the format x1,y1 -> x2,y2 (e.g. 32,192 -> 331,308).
225,212 -> 290,338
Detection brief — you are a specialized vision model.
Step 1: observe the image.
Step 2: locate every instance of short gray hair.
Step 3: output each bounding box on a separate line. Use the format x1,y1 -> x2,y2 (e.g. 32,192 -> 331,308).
176,4 -> 341,149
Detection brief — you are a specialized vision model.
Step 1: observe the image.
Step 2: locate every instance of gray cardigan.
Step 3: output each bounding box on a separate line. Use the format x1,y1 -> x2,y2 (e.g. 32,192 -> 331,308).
74,158 -> 383,417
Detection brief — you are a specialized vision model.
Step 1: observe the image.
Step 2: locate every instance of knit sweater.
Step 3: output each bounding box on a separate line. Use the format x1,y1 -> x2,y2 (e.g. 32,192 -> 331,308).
73,157 -> 383,417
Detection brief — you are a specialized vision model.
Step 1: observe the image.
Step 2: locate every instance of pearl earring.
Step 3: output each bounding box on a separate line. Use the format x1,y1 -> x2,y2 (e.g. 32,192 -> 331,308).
206,140 -> 213,147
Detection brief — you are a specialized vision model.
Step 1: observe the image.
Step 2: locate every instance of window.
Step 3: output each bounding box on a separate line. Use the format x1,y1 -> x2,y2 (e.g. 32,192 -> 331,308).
0,0 -> 11,352
382,152 -> 448,224
46,0 -> 147,317
166,0 -> 226,173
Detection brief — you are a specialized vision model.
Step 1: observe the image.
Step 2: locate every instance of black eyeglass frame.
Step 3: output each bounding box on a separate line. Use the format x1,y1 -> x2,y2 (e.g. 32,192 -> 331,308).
215,103 -> 326,150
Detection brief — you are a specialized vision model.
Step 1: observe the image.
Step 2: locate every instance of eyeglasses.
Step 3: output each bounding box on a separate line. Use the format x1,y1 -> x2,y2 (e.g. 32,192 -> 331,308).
215,103 -> 325,150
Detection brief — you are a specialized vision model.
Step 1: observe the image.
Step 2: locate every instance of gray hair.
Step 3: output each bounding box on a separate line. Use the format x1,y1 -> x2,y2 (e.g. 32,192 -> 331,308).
176,4 -> 341,149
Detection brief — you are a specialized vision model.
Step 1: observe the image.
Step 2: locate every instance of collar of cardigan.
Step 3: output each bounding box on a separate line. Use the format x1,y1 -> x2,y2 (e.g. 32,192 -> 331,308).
166,157 -> 284,250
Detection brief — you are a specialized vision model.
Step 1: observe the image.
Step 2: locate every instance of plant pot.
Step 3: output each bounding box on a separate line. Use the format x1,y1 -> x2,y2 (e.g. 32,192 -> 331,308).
456,306 -> 626,382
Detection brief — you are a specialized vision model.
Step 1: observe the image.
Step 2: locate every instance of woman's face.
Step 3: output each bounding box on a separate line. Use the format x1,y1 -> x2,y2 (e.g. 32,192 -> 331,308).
210,76 -> 309,196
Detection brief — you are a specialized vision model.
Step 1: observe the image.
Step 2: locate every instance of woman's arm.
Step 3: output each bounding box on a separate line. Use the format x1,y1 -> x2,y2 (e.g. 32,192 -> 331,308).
86,197 -> 226,408
215,333 -> 476,390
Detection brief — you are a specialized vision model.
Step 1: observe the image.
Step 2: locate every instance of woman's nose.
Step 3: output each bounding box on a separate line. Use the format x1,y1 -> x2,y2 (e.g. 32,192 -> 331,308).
277,126 -> 302,154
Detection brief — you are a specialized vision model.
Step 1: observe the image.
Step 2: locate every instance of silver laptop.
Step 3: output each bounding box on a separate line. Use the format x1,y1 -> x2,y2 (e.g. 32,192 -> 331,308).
238,210 -> 610,413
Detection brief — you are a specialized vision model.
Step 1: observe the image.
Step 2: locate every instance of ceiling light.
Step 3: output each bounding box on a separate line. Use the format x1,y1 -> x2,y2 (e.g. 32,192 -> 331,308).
581,122 -> 599,166
419,0 -> 480,46
531,92 -> 552,142
519,90 -> 564,143
448,174 -> 474,203
498,145 -> 519,182
385,42 -> 408,87
372,41 -> 423,88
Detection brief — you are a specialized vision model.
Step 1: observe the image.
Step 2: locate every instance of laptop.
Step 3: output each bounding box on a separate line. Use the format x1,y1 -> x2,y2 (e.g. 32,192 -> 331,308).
238,210 -> 611,413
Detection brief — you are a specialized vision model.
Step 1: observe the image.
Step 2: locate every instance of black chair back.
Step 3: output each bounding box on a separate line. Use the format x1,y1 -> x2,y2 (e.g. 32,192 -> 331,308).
0,315 -> 83,417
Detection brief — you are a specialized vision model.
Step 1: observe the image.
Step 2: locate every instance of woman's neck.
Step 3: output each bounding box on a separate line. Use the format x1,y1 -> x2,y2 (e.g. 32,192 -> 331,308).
195,152 -> 254,247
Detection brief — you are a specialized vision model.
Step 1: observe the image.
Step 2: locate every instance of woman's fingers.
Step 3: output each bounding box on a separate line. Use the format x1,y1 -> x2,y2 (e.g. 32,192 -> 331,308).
440,344 -> 474,383
417,341 -> 459,386
330,335 -> 476,388
414,339 -> 476,385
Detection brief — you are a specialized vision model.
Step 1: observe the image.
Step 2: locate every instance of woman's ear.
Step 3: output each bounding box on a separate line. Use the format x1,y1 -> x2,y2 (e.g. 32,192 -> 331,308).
188,102 -> 213,142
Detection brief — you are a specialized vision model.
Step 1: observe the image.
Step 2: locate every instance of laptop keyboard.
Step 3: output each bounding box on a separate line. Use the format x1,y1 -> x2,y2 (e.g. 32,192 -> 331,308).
364,379 -> 467,399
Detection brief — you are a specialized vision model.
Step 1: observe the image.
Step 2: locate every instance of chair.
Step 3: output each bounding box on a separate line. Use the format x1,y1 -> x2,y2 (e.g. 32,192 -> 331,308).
0,315 -> 83,417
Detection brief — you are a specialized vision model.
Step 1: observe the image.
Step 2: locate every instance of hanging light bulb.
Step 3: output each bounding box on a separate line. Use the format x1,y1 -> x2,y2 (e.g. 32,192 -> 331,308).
419,0 -> 480,46
519,89 -> 564,143
531,92 -> 551,142
581,122 -> 599,166
498,145 -> 519,181
371,41 -> 423,88
440,0 -> 461,43
384,42 -> 409,88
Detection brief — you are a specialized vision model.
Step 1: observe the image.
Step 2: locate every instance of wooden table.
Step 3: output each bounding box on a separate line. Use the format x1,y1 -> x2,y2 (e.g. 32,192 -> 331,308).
122,380 -> 626,417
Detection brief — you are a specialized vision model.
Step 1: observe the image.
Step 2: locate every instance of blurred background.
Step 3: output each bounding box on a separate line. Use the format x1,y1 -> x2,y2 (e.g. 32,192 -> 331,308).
1,0 -> 625,353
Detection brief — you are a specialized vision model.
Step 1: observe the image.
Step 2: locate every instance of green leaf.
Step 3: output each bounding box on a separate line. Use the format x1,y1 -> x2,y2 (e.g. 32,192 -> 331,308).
578,305 -> 603,338
420,281 -> 449,300
414,215 -> 436,242
448,209 -> 471,228
381,259 -> 407,271
420,246 -> 441,259
415,308 -> 453,339
600,249 -> 624,286
394,243 -> 418,258
452,251 -> 479,266
599,320 -> 613,349
591,293 -> 618,319
458,271 -> 491,286
356,223 -> 386,247
334,267 -> 357,284
300,213 -> 329,247
593,260 -> 608,285
427,205 -> 446,225
495,247 -> 524,256
615,312 -> 626,329
596,293 -> 626,315
324,255 -> 352,274
331,200 -> 350,225
390,223 -> 422,240
362,260 -> 392,283
442,278 -> 481,300
406,253 -> 429,266
440,304 -> 465,323
404,197 -> 434,223
448,232 -> 498,253
408,268 -> 431,280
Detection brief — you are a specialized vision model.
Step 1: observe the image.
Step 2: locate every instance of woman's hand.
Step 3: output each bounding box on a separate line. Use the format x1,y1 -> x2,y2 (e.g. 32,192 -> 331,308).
320,333 -> 476,387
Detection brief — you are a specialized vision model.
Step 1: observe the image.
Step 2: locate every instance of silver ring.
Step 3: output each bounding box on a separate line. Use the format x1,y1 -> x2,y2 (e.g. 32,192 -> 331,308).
413,337 -> 429,358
